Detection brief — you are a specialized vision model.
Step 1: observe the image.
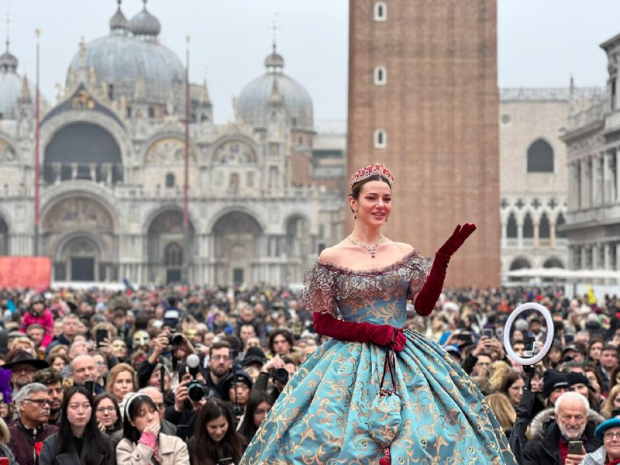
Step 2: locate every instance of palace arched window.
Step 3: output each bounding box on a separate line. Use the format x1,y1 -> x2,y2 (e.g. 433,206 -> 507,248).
506,212 -> 518,238
527,139 -> 554,173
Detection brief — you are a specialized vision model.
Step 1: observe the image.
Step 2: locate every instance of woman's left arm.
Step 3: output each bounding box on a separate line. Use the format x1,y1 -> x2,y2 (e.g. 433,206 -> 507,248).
413,224 -> 476,316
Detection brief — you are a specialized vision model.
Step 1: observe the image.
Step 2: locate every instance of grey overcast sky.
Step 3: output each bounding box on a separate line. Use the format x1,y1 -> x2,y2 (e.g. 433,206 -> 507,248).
4,0 -> 620,124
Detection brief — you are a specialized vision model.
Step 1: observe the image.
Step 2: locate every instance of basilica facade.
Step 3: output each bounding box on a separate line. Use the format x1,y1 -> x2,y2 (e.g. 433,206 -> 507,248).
0,2 -> 345,285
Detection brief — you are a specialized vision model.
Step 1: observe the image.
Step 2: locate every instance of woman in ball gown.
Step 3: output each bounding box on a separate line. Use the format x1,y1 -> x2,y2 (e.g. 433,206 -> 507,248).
240,164 -> 517,464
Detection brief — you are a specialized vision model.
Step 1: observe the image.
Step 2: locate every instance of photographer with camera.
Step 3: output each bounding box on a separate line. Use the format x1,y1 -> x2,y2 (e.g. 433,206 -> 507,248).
137,328 -> 193,390
253,355 -> 291,401
165,354 -> 217,440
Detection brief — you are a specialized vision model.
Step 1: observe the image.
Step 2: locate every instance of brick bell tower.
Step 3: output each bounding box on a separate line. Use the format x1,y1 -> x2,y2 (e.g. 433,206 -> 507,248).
347,0 -> 500,288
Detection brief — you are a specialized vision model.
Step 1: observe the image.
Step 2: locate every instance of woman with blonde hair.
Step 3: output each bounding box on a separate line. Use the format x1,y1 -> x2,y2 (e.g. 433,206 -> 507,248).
474,360 -> 512,395
8,338 -> 35,356
105,363 -> 138,404
600,384 -> 620,419
485,393 -> 517,434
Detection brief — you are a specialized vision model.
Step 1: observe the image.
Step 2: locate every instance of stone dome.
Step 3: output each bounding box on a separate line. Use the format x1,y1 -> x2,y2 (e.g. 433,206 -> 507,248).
109,0 -> 129,34
0,43 -> 33,119
129,0 -> 161,40
66,2 -> 184,107
238,47 -> 313,132
0,71 -> 25,119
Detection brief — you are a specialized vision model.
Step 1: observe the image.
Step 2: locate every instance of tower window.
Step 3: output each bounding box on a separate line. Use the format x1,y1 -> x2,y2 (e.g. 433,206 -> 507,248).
374,129 -> 387,149
165,173 -> 175,188
148,107 -> 155,118
374,66 -> 387,86
374,2 -> 387,21
108,84 -> 114,101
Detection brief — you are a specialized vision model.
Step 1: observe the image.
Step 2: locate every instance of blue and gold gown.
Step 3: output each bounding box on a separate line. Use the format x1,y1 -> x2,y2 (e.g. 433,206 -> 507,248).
240,251 -> 517,464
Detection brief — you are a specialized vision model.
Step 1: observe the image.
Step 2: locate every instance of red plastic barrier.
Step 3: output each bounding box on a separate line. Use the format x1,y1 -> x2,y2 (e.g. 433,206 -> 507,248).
0,256 -> 52,288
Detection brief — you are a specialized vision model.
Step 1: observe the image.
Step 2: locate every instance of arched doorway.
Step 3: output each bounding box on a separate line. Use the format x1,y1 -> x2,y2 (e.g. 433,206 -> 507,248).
0,216 -> 8,255
41,196 -> 117,282
212,211 -> 263,285
58,236 -> 100,281
510,258 -> 531,271
147,210 -> 194,284
543,258 -> 564,269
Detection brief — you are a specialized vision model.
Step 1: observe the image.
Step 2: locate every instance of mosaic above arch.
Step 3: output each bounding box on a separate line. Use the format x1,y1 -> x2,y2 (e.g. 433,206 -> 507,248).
43,197 -> 114,233
213,140 -> 257,164
146,138 -> 196,164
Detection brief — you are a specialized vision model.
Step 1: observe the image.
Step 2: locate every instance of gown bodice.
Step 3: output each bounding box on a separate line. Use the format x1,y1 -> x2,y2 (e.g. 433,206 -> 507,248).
302,250 -> 432,327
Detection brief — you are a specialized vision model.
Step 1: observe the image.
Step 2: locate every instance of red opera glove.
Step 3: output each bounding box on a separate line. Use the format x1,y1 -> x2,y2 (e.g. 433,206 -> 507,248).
415,224 -> 476,316
313,312 -> 406,351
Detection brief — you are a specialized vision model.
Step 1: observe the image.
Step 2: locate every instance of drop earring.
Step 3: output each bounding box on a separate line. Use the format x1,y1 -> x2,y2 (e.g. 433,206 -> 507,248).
354,211 -> 358,220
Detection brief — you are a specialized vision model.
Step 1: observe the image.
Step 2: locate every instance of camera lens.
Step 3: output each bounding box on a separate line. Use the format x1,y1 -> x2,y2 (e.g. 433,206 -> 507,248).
188,381 -> 205,401
167,333 -> 184,345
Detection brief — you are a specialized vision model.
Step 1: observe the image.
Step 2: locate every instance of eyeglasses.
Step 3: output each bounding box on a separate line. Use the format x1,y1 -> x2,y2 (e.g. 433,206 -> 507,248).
14,367 -> 36,374
212,355 -> 230,361
156,402 -> 165,411
605,432 -> 620,440
96,406 -> 115,413
25,399 -> 50,406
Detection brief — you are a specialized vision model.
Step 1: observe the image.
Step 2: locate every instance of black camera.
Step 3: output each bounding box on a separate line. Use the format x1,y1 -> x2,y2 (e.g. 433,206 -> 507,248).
271,368 -> 289,385
167,332 -> 184,346
188,379 -> 207,401
185,354 -> 206,401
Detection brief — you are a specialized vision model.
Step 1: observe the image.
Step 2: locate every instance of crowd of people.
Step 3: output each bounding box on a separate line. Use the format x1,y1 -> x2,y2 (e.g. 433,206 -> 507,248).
0,284 -> 616,464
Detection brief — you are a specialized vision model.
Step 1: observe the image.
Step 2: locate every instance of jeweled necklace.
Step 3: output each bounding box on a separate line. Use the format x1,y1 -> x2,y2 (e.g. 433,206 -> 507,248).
347,235 -> 385,258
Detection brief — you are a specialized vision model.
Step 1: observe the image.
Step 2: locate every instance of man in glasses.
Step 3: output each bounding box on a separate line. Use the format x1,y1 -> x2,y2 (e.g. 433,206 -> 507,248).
32,368 -> 64,425
3,351 -> 48,397
8,383 -> 57,465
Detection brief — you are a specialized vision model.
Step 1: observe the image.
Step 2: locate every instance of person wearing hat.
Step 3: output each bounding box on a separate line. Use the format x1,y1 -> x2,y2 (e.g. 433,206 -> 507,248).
582,418 -> 620,465
543,369 -> 571,408
443,344 -> 461,363
4,350 -> 48,396
19,294 -> 54,349
568,372 -> 602,412
564,344 -> 586,364
242,347 -> 267,371
524,391 -> 604,465
222,370 -> 253,411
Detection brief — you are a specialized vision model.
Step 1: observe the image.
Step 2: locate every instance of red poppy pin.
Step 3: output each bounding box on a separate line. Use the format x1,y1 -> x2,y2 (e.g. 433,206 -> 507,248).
34,442 -> 43,456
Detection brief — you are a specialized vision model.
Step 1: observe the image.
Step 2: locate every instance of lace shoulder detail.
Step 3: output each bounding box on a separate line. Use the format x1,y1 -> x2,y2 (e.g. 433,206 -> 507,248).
301,262 -> 338,317
406,253 -> 432,299
314,250 -> 430,302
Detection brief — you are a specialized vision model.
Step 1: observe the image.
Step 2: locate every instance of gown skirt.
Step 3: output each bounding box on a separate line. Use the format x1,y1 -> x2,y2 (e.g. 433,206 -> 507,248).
240,329 -> 517,464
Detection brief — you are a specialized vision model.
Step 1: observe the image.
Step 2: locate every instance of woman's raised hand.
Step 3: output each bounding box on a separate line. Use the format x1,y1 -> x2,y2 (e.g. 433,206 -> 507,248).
437,224 -> 476,257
